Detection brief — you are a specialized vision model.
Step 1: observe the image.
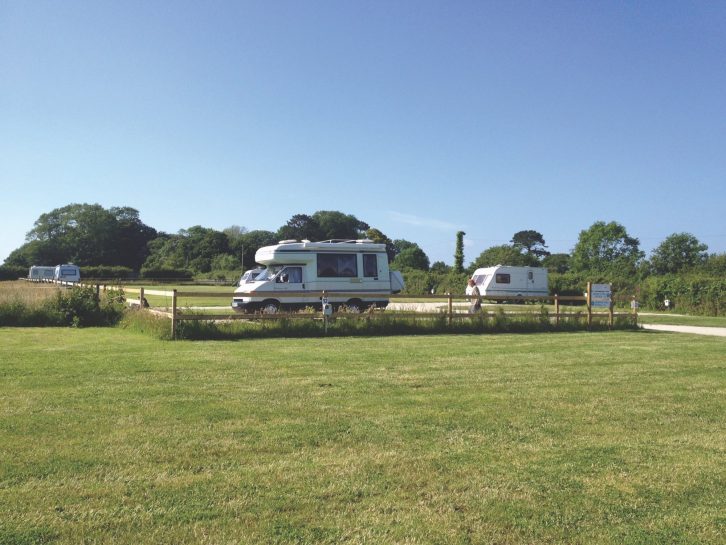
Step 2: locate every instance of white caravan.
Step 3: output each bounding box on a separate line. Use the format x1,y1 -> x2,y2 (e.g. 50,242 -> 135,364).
28,266 -> 56,280
54,264 -> 81,283
231,240 -> 405,313
467,265 -> 548,299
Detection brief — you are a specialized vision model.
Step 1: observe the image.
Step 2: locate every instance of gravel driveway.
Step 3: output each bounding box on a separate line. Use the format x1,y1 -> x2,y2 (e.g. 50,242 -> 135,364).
640,324 -> 726,337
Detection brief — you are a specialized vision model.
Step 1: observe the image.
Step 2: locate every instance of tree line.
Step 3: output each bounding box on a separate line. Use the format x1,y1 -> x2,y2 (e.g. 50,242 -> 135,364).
3,204 -> 725,296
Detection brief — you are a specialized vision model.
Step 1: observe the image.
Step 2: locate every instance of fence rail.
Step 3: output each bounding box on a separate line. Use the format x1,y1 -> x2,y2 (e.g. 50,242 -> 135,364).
25,279 -> 637,339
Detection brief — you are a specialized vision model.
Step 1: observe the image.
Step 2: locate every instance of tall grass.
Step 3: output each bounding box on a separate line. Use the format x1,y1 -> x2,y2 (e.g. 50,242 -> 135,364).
159,307 -> 636,340
0,281 -> 126,327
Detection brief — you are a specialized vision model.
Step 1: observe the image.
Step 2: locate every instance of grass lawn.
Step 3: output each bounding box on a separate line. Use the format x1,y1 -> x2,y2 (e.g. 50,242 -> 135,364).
1,328 -> 724,544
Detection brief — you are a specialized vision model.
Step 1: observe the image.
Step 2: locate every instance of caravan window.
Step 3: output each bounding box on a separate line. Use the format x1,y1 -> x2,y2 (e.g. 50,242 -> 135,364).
472,274 -> 486,286
495,273 -> 511,284
317,254 -> 358,277
363,254 -> 378,277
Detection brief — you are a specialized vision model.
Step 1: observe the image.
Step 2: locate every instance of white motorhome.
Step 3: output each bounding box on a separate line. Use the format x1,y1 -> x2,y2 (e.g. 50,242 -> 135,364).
231,240 -> 405,313
467,265 -> 548,299
28,266 -> 56,281
54,264 -> 81,283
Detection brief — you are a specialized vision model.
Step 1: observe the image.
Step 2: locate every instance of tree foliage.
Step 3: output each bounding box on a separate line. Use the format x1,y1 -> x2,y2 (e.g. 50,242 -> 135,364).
142,226 -> 229,273
511,230 -> 550,258
570,221 -> 644,277
454,231 -> 465,273
6,204 -> 156,269
365,228 -> 396,261
276,211 -> 369,242
469,244 -> 539,271
648,233 -> 708,275
541,253 -> 571,274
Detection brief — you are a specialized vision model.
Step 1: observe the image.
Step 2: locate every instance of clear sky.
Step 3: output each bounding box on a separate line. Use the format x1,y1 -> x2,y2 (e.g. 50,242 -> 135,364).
2,1 -> 725,266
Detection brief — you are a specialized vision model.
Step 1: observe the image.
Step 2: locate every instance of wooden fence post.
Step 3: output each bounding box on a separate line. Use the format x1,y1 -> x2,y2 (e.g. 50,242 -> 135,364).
171,289 -> 178,340
139,287 -> 145,308
554,294 -> 560,326
448,294 -> 453,325
586,281 -> 592,328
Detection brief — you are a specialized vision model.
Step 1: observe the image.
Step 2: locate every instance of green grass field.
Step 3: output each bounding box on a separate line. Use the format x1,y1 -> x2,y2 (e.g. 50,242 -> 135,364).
1,327 -> 724,544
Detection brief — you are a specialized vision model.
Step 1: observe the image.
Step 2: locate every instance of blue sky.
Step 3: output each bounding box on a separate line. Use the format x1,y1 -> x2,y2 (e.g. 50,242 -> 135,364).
2,1 -> 725,266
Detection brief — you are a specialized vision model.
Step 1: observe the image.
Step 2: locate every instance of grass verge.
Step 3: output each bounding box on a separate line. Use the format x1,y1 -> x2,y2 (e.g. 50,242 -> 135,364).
1,328 -> 723,544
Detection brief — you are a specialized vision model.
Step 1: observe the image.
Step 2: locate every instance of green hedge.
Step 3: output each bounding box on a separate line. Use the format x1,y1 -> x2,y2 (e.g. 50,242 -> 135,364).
400,270 -> 470,295
139,268 -> 194,281
0,265 -> 27,281
80,266 -> 135,280
639,274 -> 725,315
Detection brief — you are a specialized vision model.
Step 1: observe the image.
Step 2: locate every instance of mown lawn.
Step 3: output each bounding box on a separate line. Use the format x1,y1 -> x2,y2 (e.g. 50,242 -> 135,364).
0,328 -> 723,544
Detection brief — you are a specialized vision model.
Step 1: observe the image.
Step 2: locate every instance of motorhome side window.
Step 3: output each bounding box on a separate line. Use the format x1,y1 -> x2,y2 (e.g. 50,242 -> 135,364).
495,273 -> 511,284
363,254 -> 378,277
317,254 -> 358,277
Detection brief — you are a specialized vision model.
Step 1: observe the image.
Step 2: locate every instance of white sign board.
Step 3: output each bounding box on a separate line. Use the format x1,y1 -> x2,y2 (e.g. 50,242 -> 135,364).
591,283 -> 612,308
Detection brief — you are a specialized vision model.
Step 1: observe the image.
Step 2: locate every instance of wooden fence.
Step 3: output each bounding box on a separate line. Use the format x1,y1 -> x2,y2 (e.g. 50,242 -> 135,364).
26,279 -> 638,339
123,281 -> 636,339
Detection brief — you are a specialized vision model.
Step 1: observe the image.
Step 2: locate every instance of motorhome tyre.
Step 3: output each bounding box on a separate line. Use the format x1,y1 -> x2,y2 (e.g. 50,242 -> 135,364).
345,299 -> 364,313
260,300 -> 280,314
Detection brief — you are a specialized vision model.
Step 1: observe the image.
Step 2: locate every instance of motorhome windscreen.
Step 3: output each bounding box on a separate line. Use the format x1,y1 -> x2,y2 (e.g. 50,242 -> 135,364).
495,273 -> 511,284
257,266 -> 283,281
317,254 -> 357,277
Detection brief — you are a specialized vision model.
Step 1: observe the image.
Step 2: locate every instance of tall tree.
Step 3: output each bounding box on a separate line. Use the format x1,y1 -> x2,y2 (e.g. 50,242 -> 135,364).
392,246 -> 430,271
9,203 -> 156,268
570,221 -> 644,277
239,230 -> 277,269
454,231 -> 465,273
365,228 -> 396,261
649,233 -> 708,275
312,211 -> 369,240
511,230 -> 550,259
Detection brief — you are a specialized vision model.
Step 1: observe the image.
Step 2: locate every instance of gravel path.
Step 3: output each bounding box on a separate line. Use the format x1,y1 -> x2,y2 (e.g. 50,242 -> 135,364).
640,324 -> 726,337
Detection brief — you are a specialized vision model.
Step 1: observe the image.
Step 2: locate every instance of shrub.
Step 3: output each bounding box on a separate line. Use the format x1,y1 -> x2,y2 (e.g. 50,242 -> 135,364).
44,286 -> 126,327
